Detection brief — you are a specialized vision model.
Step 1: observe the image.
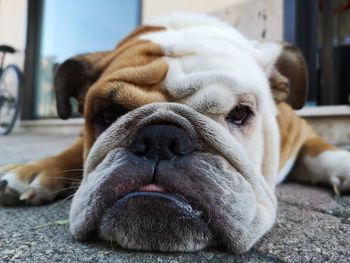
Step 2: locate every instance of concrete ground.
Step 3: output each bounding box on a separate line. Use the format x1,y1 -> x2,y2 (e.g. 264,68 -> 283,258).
0,132 -> 349,263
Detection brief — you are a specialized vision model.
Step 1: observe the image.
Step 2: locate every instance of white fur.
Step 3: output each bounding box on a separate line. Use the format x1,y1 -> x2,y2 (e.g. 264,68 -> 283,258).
30,176 -> 56,201
276,157 -> 297,184
142,13 -> 280,111
303,150 -> 350,190
1,172 -> 28,193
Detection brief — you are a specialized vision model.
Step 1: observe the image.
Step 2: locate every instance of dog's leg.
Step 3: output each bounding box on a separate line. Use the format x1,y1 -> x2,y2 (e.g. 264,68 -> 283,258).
0,136 -> 84,205
290,136 -> 350,195
277,103 -> 350,195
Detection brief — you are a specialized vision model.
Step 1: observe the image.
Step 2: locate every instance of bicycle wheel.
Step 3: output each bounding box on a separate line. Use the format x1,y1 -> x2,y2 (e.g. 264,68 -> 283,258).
0,65 -> 24,135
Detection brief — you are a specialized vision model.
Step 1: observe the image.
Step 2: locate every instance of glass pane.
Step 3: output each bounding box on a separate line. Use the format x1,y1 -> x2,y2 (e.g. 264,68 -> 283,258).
35,0 -> 140,118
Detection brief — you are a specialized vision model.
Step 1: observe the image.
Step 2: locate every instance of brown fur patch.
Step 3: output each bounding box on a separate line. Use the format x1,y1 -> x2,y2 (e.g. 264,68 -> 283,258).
277,103 -> 339,171
299,137 -> 337,157
82,26 -> 169,154
277,103 -> 314,169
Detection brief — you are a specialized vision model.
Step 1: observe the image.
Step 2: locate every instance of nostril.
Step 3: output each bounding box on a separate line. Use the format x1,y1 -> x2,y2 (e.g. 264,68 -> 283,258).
143,138 -> 150,155
172,136 -> 193,156
133,144 -> 145,155
131,136 -> 150,156
130,124 -> 195,161
170,138 -> 186,156
170,139 -> 179,155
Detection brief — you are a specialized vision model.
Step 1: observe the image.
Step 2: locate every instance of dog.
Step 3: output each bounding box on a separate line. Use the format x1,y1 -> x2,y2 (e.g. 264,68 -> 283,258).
1,13 -> 349,253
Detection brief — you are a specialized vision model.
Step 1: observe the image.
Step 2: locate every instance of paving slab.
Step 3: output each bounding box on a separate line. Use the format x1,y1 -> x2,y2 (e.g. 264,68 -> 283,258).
0,132 -> 349,262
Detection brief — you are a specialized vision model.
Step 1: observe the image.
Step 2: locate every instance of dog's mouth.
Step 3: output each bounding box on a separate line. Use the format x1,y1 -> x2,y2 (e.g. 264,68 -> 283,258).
135,184 -> 201,219
98,184 -> 211,252
110,190 -> 201,219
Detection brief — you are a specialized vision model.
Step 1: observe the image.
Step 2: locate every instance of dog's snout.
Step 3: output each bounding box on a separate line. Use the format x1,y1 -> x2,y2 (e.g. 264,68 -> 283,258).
131,124 -> 195,161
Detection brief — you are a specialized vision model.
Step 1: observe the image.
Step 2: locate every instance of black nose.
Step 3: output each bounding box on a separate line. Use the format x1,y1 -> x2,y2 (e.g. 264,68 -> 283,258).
130,124 -> 195,161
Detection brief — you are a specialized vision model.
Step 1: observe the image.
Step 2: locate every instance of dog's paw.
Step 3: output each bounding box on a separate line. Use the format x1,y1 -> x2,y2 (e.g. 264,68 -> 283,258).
0,160 -> 76,206
329,166 -> 350,197
326,151 -> 350,195
298,149 -> 350,196
305,150 -> 350,196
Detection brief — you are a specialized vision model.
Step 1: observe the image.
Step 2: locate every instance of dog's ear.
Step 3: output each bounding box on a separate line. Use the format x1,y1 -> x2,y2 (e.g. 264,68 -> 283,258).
54,51 -> 113,119
253,41 -> 308,109
270,43 -> 308,109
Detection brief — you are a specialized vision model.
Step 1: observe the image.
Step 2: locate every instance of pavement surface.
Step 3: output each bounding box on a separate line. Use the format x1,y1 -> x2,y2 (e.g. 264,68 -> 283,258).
0,132 -> 350,263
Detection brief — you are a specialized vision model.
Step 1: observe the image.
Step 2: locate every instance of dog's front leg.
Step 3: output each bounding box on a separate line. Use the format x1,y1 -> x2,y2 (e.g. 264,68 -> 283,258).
0,136 -> 84,205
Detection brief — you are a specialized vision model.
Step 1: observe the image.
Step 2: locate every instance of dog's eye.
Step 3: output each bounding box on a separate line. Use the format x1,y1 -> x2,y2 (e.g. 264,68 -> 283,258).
94,110 -> 117,132
93,104 -> 128,134
102,111 -> 116,125
226,105 -> 251,125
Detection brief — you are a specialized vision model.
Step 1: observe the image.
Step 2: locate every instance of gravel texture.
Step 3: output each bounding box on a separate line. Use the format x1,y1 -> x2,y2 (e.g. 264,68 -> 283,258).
0,132 -> 349,262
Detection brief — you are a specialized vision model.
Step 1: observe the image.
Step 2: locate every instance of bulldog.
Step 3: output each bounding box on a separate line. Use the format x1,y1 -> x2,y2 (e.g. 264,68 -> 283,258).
1,13 -> 350,253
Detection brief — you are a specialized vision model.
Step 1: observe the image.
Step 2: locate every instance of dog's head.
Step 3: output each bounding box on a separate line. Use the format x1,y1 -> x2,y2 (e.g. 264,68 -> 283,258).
56,14 -> 307,253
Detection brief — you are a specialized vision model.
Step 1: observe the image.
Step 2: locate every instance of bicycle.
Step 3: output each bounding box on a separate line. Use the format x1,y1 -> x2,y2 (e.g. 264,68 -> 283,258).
0,45 -> 24,135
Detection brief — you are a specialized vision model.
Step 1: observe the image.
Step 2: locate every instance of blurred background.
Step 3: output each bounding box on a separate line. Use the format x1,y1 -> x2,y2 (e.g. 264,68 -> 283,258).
0,0 -> 349,143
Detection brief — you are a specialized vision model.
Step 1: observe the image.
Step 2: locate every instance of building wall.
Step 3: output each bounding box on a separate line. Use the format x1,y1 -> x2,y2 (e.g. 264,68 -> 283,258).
142,0 -> 283,40
0,0 -> 27,70
212,0 -> 283,40
142,0 -> 244,21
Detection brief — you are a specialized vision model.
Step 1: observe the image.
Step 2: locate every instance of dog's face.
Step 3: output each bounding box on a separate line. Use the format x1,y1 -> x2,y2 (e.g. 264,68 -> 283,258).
55,14 -> 307,252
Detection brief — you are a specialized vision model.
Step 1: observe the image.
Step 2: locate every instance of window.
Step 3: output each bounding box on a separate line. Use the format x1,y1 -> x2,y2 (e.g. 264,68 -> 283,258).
284,0 -> 350,106
25,0 -> 141,118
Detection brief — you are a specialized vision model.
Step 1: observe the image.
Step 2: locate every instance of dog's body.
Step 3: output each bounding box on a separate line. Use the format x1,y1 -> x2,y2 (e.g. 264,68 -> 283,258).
1,13 -> 349,253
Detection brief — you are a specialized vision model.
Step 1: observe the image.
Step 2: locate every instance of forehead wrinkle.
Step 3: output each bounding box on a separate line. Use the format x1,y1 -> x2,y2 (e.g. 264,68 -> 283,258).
142,16 -> 273,112
237,94 -> 258,108
181,82 -> 241,114
103,42 -> 167,78
104,58 -> 168,88
183,86 -> 259,117
192,97 -> 223,115
159,50 -> 268,103
111,82 -> 168,109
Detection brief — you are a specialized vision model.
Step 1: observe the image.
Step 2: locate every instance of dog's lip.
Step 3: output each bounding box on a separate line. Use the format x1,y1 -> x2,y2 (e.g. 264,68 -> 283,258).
115,191 -> 201,218
115,183 -> 199,217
